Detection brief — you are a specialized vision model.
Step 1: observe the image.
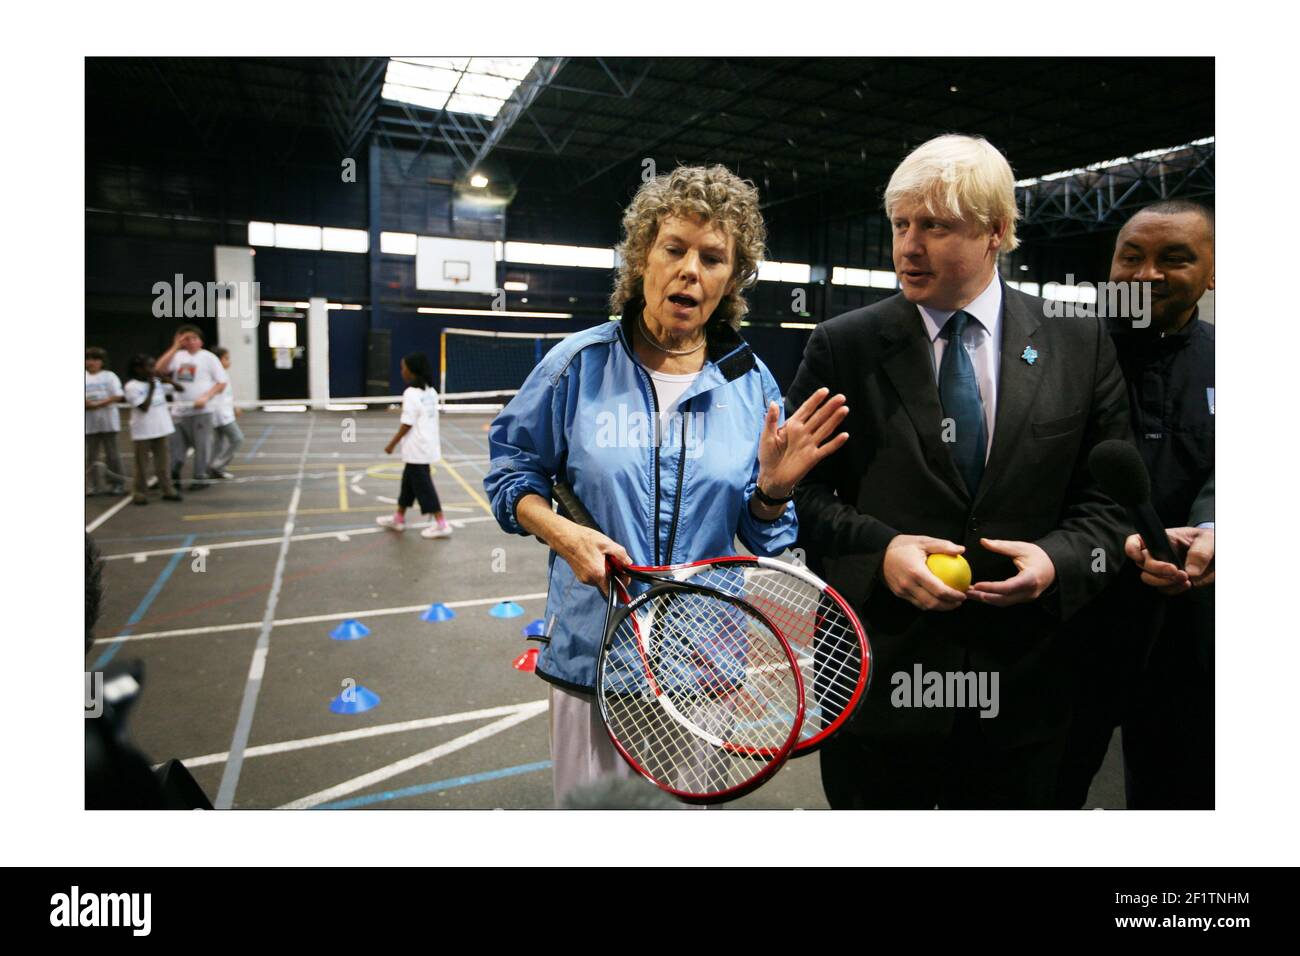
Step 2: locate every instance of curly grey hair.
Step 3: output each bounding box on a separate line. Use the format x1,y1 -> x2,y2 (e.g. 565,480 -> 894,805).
610,164 -> 767,330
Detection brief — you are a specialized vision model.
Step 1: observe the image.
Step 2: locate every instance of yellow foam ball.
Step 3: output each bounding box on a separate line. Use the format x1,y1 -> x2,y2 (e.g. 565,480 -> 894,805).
926,553 -> 971,591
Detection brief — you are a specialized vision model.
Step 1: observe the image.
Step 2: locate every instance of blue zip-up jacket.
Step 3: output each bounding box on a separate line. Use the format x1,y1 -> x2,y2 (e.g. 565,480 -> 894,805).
484,304 -> 798,691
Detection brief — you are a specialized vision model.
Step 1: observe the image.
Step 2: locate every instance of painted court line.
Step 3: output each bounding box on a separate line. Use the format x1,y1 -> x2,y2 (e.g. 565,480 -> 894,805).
173,700 -> 549,768
438,425 -> 489,475
279,700 -> 549,809
244,425 -> 273,459
92,533 -> 196,670
317,760 -> 552,809
216,414 -> 315,809
101,515 -> 499,562
436,457 -> 493,515
182,504 -> 395,522
85,494 -> 133,533
90,590 -> 550,644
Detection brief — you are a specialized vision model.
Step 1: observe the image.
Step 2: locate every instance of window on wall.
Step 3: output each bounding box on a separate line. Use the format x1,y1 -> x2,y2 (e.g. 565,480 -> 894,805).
831,267 -> 897,289
322,228 -> 368,253
271,224 -> 322,251
758,261 -> 812,283
381,232 -> 418,255
248,221 -> 276,246
247,222 -> 368,254
503,242 -> 615,269
267,321 -> 298,349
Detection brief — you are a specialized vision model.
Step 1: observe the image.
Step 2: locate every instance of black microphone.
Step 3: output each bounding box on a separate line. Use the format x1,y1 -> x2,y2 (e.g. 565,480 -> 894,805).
1087,439 -> 1180,566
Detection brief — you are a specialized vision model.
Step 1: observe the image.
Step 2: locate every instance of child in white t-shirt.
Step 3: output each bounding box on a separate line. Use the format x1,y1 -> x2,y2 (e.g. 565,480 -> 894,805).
124,354 -> 182,504
207,346 -> 243,479
85,346 -> 126,496
377,352 -> 451,539
153,325 -> 228,490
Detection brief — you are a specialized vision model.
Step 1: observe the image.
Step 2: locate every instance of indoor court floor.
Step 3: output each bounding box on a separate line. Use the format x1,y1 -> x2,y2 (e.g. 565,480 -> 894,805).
85,407 -> 1126,810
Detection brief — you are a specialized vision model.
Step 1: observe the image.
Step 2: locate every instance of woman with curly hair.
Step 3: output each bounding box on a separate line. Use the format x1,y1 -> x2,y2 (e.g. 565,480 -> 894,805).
485,164 -> 849,804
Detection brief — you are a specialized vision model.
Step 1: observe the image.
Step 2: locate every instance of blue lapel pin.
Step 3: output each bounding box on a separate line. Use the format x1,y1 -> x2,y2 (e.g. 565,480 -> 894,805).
1021,345 -> 1038,366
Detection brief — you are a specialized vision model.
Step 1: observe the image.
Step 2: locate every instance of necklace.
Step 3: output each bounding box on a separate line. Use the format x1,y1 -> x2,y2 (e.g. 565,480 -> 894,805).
638,315 -> 706,356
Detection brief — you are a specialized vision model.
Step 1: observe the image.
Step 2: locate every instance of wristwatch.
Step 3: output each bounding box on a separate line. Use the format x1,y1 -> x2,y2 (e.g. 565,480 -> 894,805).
754,483 -> 795,508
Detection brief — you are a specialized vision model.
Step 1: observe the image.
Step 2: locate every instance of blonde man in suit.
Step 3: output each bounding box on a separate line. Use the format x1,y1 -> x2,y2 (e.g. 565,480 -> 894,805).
788,135 -> 1133,808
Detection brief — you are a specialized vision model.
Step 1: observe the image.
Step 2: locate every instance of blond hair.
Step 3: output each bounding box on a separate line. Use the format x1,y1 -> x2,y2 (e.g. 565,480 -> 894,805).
884,134 -> 1020,252
610,164 -> 766,330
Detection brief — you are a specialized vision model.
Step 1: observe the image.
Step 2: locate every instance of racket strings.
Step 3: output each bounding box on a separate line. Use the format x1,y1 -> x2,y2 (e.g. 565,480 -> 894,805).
609,693 -> 744,795
685,566 -> 864,739
654,592 -> 799,732
644,592 -> 800,749
599,589 -> 802,799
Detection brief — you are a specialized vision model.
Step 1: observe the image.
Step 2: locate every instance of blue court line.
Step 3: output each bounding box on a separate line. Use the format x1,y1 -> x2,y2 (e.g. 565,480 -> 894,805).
93,533 -> 196,670
314,760 -> 553,809
244,426 -> 273,459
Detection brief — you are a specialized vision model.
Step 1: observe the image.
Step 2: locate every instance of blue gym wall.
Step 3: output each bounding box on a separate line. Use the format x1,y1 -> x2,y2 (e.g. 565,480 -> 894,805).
85,115 -> 1117,396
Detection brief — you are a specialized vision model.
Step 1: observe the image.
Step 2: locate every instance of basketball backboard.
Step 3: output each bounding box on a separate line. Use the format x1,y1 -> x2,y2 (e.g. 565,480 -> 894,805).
416,237 -> 497,293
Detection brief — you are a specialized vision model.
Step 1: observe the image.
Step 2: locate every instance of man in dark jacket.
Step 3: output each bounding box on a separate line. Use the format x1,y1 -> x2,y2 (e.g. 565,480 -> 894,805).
1056,200 -> 1215,808
787,134 -> 1133,808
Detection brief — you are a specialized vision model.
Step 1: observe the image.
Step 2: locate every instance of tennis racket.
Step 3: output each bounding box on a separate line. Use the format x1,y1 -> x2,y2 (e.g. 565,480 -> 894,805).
599,581 -> 806,803
553,484 -> 806,803
554,480 -> 871,757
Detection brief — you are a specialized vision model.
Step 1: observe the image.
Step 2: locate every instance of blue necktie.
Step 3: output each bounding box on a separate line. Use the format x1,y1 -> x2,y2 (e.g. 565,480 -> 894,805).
939,310 -> 987,496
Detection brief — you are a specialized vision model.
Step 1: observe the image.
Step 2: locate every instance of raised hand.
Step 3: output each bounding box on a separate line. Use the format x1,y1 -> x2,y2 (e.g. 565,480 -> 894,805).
757,387 -> 850,495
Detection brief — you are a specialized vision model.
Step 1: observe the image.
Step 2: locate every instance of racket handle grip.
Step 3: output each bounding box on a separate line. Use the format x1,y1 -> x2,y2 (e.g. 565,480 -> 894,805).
552,481 -> 600,532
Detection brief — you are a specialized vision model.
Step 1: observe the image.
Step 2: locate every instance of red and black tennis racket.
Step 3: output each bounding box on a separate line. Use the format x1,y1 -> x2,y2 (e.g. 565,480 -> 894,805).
636,555 -> 871,755
554,481 -> 871,758
599,582 -> 806,803
553,483 -> 806,803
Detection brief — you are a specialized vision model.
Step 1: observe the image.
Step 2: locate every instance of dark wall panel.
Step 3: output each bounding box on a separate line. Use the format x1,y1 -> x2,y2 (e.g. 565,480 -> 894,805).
328,310 -> 369,398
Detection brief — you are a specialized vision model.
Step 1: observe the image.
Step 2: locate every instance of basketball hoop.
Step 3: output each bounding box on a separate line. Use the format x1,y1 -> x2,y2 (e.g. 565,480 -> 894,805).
444,260 -> 471,286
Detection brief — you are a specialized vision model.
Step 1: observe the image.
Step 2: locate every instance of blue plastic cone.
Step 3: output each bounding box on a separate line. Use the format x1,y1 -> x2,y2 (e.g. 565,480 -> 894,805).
522,618 -> 546,638
329,685 -> 380,715
420,602 -> 456,622
490,600 -> 525,619
330,619 -> 371,640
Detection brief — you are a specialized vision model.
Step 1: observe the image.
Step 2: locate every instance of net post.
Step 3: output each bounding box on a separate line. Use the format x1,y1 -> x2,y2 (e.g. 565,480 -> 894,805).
439,330 -> 447,395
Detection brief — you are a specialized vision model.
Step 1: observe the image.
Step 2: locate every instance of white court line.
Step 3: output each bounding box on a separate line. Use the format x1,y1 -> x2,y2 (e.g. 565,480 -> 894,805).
278,700 -> 549,809
90,590 -> 550,644
439,425 -> 489,476
101,515 -> 499,561
171,700 -> 548,769
245,452 -> 490,460
86,495 -> 133,533
216,414 -> 316,808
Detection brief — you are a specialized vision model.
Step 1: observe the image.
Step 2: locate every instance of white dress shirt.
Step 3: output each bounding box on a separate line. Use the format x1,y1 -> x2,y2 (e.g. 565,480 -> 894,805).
917,271 -> 1002,462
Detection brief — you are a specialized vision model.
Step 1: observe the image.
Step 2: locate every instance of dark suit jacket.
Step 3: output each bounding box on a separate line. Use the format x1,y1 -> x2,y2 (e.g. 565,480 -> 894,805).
788,283 -> 1134,747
